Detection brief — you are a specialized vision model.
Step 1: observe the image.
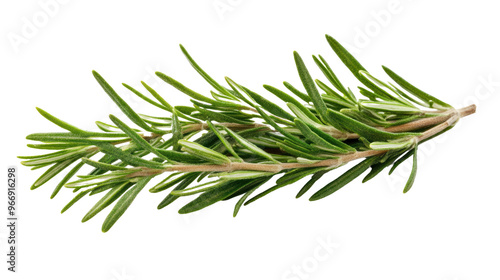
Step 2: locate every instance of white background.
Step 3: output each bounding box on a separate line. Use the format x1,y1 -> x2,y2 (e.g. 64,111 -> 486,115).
1,1 -> 499,279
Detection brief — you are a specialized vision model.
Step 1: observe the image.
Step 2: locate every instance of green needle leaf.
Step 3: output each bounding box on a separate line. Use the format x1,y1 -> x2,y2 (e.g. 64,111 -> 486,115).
141,81 -> 173,112
156,72 -> 216,104
35,107 -> 89,136
389,149 -> 415,175
92,71 -> 162,134
362,152 -> 401,183
325,35 -> 393,100
27,143 -> 85,150
212,171 -> 274,181
310,156 -> 379,201
233,186 -> 260,217
314,54 -> 348,96
31,158 -> 79,190
171,109 -> 183,151
403,144 -> 418,193
61,189 -> 91,213
276,167 -> 328,186
81,157 -> 128,171
238,86 -> 295,121
255,107 -> 311,148
109,114 -> 168,160
82,181 -> 132,222
157,173 -> 200,209
150,172 -> 190,193
327,109 -> 420,141
304,122 -> 356,152
224,127 -> 279,163
65,169 -> 135,188
264,84 -> 321,123
122,83 -> 169,111
296,170 -> 329,198
294,118 -> 348,153
179,140 -> 231,164
206,120 -> 242,161
383,66 -> 452,109
51,161 -> 85,199
275,142 -> 326,160
370,140 -> 413,150
154,149 -> 204,164
359,100 -> 420,114
170,180 -> 224,196
102,177 -> 151,232
287,103 -> 322,126
179,179 -> 259,214
94,142 -> 165,169
325,35 -> 366,82
20,147 -> 91,166
179,45 -> 235,99
194,105 -> 254,125
283,81 -> 311,102
293,51 -> 331,125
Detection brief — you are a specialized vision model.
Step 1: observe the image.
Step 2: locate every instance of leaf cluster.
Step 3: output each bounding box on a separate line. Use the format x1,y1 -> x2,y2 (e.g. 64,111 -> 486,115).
21,35 -> 459,232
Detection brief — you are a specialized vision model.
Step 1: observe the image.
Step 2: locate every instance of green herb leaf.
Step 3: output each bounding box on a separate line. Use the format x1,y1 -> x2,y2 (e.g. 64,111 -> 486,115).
294,118 -> 348,153
82,181 -> 132,222
102,177 -> 151,232
92,71 -> 162,134
238,85 -> 295,121
389,149 -> 415,175
310,156 -> 379,201
179,45 -> 235,99
296,169 -> 330,198
206,120 -> 242,161
31,158 -> 79,190
157,173 -> 200,209
179,140 -> 231,164
35,107 -> 89,136
283,81 -> 311,102
81,157 -> 128,171
224,127 -> 279,163
141,81 -> 173,112
403,144 -> 418,193
313,55 -> 348,96
212,171 -> 274,181
179,180 -> 251,214
327,109 -> 420,141
51,161 -> 85,199
61,189 -> 91,213
171,109 -> 183,151
383,66 -> 452,109
122,83 -> 169,111
95,142 -> 165,169
109,114 -> 168,161
294,51 -> 331,125
370,140 -> 413,150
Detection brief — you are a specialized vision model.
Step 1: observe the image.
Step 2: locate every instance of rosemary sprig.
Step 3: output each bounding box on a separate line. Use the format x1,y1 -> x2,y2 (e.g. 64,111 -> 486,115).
20,35 -> 476,232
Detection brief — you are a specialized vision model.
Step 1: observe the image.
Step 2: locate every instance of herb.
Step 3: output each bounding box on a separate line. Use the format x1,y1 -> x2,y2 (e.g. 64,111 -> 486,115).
20,35 -> 476,232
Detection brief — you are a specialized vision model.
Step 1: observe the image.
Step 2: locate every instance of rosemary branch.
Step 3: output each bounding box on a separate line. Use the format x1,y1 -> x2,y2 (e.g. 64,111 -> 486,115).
20,35 -> 476,232
129,104 -> 475,177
